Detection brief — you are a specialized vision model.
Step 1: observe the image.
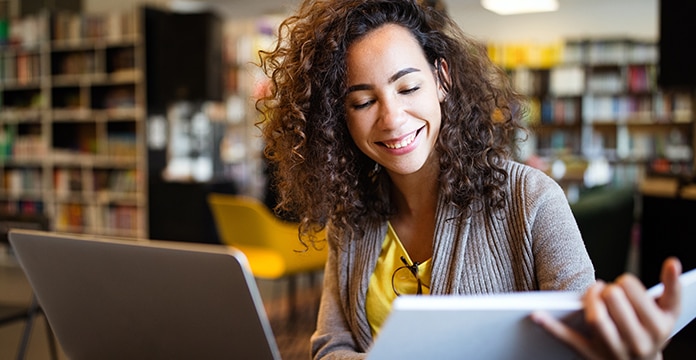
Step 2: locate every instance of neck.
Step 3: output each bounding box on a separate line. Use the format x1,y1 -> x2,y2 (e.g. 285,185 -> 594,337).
387,156 -> 440,222
390,176 -> 438,218
386,158 -> 440,263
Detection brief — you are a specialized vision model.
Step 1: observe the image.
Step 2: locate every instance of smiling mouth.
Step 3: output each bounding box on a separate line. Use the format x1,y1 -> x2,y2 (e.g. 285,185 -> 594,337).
381,127 -> 422,149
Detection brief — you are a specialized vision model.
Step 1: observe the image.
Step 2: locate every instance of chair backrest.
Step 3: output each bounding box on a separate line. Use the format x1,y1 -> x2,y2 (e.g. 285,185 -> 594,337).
207,193 -> 310,252
207,193 -> 328,278
570,186 -> 635,281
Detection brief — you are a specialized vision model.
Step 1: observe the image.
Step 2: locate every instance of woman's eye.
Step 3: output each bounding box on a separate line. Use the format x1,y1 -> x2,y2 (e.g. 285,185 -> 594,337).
400,86 -> 420,95
352,100 -> 374,110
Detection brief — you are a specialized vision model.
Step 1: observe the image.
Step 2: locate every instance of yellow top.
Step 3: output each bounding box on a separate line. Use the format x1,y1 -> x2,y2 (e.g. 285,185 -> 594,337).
366,222 -> 431,338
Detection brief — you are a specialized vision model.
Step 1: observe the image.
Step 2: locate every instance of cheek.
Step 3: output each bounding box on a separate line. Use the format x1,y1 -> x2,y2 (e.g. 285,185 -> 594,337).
346,114 -> 367,141
346,116 -> 377,157
428,106 -> 443,140
346,118 -> 366,153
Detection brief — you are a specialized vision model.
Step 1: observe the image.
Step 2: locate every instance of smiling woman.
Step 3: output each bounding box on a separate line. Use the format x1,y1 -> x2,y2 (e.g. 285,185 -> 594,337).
256,0 -> 684,359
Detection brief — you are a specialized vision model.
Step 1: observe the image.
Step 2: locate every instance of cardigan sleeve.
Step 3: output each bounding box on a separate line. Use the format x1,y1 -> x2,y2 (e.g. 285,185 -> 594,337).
310,242 -> 367,360
524,167 -> 595,291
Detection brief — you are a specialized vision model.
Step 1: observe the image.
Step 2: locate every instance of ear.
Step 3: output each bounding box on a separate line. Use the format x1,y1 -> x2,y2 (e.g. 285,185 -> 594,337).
435,58 -> 450,102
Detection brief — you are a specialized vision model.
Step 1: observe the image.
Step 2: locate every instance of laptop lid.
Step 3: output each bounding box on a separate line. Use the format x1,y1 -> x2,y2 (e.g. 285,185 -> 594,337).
8,229 -> 281,360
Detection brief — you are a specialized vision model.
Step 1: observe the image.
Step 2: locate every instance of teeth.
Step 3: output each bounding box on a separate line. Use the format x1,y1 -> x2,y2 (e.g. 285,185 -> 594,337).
384,132 -> 416,149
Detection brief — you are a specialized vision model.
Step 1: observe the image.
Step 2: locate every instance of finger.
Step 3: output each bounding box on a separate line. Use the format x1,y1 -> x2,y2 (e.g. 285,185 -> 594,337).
657,257 -> 682,314
602,280 -> 654,357
583,282 -> 626,359
616,274 -> 672,345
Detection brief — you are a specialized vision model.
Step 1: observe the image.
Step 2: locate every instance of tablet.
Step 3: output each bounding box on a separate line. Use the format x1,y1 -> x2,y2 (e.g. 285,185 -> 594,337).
369,267 -> 696,360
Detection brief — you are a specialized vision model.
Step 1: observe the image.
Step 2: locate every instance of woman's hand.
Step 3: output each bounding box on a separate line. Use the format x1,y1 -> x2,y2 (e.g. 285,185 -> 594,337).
532,257 -> 682,360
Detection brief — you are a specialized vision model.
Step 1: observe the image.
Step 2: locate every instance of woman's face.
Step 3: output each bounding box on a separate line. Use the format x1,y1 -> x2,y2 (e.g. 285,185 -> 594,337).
345,24 -> 446,178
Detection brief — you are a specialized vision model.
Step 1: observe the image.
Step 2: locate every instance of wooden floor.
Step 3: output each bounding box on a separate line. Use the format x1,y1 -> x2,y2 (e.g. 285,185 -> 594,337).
0,248 -> 65,360
265,279 -> 321,360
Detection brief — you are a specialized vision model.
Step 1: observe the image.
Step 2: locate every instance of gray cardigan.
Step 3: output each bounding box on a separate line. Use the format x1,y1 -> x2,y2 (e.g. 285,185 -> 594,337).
310,161 -> 595,359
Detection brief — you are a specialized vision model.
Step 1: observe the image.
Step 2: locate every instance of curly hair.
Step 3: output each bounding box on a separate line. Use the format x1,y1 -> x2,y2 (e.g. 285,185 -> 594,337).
258,0 -> 527,246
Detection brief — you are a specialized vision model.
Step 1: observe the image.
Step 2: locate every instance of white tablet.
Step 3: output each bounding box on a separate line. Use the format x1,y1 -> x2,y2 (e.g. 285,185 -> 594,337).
369,268 -> 696,360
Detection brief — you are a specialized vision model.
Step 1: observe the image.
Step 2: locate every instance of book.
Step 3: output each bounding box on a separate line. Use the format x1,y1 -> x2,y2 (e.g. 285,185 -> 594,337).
368,267 -> 696,360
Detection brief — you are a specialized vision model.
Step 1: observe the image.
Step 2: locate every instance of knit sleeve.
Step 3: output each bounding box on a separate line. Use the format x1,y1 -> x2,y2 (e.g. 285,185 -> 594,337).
521,166 -> 595,291
310,241 -> 367,360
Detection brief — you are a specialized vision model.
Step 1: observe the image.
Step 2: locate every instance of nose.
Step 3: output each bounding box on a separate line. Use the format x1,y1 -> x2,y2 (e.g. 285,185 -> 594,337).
377,95 -> 406,130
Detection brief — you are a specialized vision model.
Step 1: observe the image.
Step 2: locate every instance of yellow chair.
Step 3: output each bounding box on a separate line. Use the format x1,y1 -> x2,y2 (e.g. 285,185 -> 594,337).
206,193 -> 327,318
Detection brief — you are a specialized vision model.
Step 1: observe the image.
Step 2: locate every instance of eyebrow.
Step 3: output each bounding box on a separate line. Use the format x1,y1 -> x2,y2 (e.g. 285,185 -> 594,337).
347,67 -> 421,93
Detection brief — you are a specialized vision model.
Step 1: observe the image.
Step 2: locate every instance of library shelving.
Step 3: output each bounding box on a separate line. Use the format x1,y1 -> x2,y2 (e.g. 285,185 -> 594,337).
503,38 -> 695,188
0,10 -> 146,238
220,16 -> 281,200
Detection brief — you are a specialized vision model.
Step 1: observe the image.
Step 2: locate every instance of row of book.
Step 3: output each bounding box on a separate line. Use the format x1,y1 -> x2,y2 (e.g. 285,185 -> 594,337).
535,130 -> 692,163
94,169 -> 138,193
106,134 -> 137,158
536,98 -> 582,125
102,204 -> 139,232
0,199 -> 44,215
526,94 -> 694,125
488,41 -> 563,70
0,198 -> 140,235
549,66 -> 585,96
2,168 -> 42,195
525,96 -> 690,126
51,11 -> 140,43
55,168 -> 139,195
50,86 -> 137,110
0,48 -> 135,88
510,68 -> 548,96
535,131 -> 581,155
585,65 -> 657,94
0,51 -> 42,84
0,168 -> 139,197
55,202 -> 140,233
52,46 -> 137,77
582,93 -> 693,124
563,39 -> 657,65
0,15 -> 45,48
1,44 -> 139,84
54,168 -> 83,194
489,39 -> 657,70
0,10 -> 139,49
586,72 -> 626,94
53,51 -> 95,76
0,133 -> 46,158
0,130 -> 139,159
515,63 -> 658,97
628,131 -> 693,162
626,65 -> 657,93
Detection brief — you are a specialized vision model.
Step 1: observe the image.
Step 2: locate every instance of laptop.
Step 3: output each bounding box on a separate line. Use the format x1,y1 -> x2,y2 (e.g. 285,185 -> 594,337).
8,229 -> 282,360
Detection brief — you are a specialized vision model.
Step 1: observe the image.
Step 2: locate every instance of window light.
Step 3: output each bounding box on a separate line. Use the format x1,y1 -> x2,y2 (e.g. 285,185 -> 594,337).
481,0 -> 559,15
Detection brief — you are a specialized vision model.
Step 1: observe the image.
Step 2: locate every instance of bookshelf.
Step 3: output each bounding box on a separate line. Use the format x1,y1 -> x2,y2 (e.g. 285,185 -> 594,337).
0,9 -> 146,238
506,38 -> 694,188
220,16 -> 281,199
